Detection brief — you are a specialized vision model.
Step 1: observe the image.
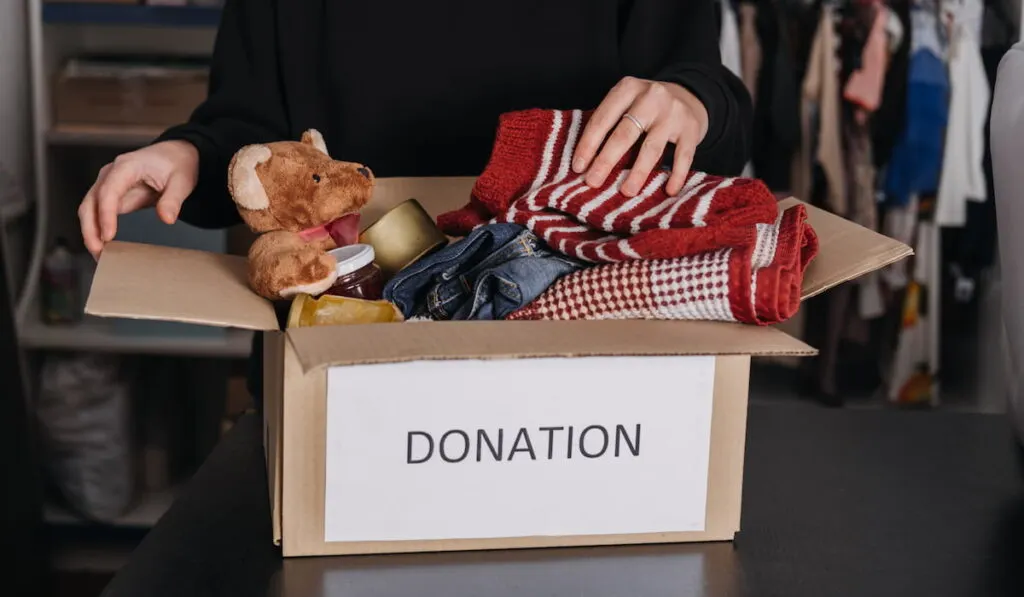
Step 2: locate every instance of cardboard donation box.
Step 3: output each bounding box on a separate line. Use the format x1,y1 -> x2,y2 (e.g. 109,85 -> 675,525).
85,177 -> 911,557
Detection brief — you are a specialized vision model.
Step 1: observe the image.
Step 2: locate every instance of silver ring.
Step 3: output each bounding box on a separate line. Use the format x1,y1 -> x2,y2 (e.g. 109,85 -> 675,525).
622,113 -> 646,133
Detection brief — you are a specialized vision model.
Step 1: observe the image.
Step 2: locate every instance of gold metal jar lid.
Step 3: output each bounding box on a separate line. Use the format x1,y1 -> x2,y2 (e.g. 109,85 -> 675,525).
359,198 -> 448,279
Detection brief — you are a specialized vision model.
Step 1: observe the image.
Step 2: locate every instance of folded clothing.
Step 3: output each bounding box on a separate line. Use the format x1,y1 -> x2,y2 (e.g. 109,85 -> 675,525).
437,108 -> 782,262
382,223 -> 584,321
507,204 -> 818,325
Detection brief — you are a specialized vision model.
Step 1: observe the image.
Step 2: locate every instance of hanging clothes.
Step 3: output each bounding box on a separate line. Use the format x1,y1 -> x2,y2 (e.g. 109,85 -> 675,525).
793,3 -> 845,214
878,1 -> 950,407
843,0 -> 888,232
883,0 -> 951,207
737,0 -> 761,180
942,6 -> 1012,303
950,11 -> 1016,277
720,0 -> 744,78
911,0 -> 949,55
872,0 -> 911,169
882,48 -> 949,205
935,0 -> 990,227
887,206 -> 940,405
798,1 -> 905,401
842,2 -> 891,319
797,3 -> 856,404
720,0 -> 752,177
738,1 -> 762,104
846,122 -> 879,230
884,4 -> 905,50
981,0 -> 1017,48
749,0 -> 801,191
844,5 -> 891,117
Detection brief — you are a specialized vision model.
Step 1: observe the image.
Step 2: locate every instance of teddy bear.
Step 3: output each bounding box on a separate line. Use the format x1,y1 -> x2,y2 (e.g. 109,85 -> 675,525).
227,129 -> 375,300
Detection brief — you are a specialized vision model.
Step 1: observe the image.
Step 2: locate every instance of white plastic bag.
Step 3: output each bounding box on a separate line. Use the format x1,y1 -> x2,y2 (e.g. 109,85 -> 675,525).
37,353 -> 135,523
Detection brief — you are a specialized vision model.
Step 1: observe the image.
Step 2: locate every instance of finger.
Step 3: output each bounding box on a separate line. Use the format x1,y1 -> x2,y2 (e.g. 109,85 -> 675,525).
667,111 -> 702,195
120,186 -> 157,214
573,77 -> 644,173
586,88 -> 664,191
666,141 -> 696,197
79,165 -> 110,258
155,172 -> 193,224
583,117 -> 643,189
621,122 -> 671,197
79,194 -> 104,258
96,158 -> 139,242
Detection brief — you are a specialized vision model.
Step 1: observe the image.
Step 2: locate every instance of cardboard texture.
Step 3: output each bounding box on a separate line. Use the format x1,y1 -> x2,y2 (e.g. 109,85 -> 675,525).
84,176 -> 912,558
276,346 -> 750,556
263,332 -> 286,547
53,57 -> 209,129
286,319 -> 815,372
786,197 -> 911,299
86,241 -> 278,331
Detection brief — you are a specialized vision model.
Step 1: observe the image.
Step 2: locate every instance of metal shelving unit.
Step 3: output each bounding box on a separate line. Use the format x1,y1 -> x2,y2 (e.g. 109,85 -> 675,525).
46,123 -> 165,149
20,1 -> 232,552
0,196 -> 30,224
19,315 -> 253,358
23,0 -> 227,360
42,2 -> 222,27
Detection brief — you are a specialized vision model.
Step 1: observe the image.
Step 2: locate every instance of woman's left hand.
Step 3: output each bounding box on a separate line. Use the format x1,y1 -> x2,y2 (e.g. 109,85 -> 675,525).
572,77 -> 710,198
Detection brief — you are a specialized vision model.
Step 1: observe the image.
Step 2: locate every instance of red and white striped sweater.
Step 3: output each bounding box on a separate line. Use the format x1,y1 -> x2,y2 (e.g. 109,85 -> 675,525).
438,108 -> 784,262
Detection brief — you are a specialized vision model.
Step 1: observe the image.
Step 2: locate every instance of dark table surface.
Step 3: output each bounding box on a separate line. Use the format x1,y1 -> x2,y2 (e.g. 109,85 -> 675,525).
100,403 -> 1024,597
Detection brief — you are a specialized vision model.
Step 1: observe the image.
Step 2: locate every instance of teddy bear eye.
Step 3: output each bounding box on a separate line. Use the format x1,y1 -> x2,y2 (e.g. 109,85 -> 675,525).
312,174 -> 321,183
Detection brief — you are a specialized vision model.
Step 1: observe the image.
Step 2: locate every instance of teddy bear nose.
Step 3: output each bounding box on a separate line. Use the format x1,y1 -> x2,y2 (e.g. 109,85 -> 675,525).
357,167 -> 371,179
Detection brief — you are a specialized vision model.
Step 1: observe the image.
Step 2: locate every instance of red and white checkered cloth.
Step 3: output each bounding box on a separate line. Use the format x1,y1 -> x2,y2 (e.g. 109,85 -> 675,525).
507,204 -> 817,325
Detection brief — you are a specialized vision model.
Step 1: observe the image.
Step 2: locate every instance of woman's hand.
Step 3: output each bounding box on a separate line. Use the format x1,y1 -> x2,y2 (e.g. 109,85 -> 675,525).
78,140 -> 200,258
572,76 -> 710,198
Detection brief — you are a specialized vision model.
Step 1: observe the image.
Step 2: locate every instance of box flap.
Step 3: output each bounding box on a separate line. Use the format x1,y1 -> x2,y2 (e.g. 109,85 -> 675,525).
85,241 -> 278,331
791,198 -> 913,300
285,319 -> 816,372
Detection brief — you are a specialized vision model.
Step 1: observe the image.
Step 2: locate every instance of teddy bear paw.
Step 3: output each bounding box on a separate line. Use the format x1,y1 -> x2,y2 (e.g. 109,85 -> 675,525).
251,247 -> 338,300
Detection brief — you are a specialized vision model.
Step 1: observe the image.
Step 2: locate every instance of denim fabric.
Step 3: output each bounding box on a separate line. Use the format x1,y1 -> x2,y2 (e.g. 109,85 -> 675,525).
884,50 -> 949,206
383,223 -> 584,320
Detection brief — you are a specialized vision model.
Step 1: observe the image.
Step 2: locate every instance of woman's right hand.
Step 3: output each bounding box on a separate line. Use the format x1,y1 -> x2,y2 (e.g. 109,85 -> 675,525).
79,140 -> 200,258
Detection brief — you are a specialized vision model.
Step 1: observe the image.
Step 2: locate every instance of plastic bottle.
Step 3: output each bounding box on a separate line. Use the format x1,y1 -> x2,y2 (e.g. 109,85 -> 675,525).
41,237 -> 81,325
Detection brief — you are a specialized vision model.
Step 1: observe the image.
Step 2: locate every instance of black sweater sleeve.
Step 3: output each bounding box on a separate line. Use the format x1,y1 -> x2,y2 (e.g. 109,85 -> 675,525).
155,0 -> 289,229
619,0 -> 754,176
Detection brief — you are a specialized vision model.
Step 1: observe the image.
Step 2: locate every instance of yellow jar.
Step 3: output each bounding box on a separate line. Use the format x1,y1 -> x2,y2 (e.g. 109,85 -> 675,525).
286,293 -> 404,328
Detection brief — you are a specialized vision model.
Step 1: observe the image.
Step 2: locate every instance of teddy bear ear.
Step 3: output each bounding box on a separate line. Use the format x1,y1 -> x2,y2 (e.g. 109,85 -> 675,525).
228,145 -> 272,211
301,129 -> 329,156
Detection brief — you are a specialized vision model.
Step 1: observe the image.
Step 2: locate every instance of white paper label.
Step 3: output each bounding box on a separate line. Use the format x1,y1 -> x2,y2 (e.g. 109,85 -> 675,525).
324,356 -> 716,543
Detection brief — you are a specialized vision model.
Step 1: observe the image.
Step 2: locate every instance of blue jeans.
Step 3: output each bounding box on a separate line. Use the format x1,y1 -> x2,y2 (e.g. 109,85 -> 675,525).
383,223 -> 584,320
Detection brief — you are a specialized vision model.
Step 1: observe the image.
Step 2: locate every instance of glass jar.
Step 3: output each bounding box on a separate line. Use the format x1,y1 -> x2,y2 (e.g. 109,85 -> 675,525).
324,244 -> 384,300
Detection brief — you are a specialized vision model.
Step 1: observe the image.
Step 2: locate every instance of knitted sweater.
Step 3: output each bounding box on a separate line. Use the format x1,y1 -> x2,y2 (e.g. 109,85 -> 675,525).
438,109 -> 782,263
438,108 -> 819,326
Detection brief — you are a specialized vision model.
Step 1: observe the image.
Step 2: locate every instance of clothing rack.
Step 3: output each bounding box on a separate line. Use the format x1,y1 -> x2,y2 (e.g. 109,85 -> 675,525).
719,0 -> 1015,406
